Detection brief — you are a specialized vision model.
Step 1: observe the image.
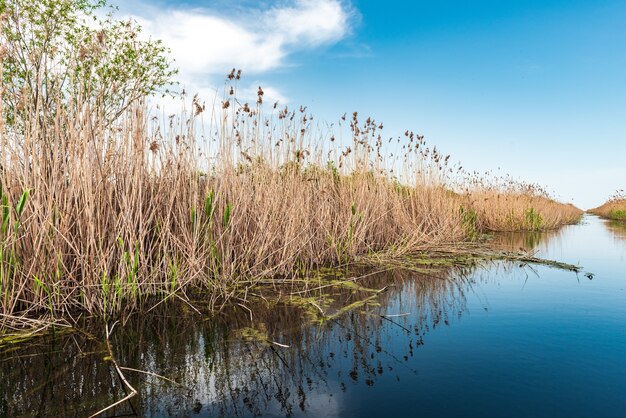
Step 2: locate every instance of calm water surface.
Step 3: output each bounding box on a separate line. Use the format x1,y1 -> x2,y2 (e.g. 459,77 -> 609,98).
1,215 -> 625,417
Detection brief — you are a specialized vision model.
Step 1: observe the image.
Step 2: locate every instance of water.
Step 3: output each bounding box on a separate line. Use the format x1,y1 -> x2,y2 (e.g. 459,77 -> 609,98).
1,215 -> 625,417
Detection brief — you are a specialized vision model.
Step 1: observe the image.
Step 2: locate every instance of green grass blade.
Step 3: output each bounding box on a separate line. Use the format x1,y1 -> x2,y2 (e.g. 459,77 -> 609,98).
16,189 -> 29,217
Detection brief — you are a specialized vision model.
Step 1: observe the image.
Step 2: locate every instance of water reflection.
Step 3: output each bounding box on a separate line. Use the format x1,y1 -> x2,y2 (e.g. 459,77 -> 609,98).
0,267 -> 477,417
604,219 -> 626,242
489,227 -> 568,254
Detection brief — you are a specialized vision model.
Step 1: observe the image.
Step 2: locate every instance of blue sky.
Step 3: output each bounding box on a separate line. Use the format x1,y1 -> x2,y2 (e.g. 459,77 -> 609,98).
117,0 -> 626,208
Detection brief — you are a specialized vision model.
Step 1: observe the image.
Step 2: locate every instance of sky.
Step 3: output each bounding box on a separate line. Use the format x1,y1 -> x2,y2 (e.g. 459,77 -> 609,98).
111,0 -> 626,209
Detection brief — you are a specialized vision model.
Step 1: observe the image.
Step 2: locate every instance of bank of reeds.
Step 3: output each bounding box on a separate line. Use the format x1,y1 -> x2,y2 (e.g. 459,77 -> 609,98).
464,180 -> 582,231
0,70 -> 582,328
588,191 -> 626,221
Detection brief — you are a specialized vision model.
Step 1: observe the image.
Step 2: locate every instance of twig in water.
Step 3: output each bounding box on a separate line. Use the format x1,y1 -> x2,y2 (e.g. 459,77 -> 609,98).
174,293 -> 202,315
308,300 -> 325,317
269,340 -> 290,348
237,302 -> 253,322
379,314 -> 412,334
119,366 -> 187,388
88,323 -> 137,418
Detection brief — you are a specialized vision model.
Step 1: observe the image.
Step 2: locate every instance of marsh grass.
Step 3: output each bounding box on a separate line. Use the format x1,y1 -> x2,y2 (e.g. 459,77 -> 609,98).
0,66 -> 582,330
463,180 -> 581,231
589,191 -> 626,221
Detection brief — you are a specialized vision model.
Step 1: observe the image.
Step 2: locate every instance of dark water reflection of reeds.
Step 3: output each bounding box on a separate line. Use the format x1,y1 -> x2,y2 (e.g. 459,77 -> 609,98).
0,266 -> 479,417
605,219 -> 626,242
489,228 -> 564,253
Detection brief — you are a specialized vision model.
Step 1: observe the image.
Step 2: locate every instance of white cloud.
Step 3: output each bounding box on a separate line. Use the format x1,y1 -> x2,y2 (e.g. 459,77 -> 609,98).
137,11 -> 286,77
269,0 -> 350,47
116,0 -> 353,104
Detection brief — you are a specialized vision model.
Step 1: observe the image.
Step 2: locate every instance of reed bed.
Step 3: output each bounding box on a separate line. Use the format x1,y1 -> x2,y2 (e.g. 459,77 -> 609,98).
588,191 -> 626,221
463,180 -> 582,231
0,66 -> 583,328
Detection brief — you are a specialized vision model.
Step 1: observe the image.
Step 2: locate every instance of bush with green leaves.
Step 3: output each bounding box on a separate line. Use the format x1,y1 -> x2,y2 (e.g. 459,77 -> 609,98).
0,0 -> 176,129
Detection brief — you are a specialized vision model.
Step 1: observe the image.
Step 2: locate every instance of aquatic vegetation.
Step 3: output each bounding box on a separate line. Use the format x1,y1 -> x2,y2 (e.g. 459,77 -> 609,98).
589,191 -> 626,221
463,179 -> 582,231
0,67 -> 583,329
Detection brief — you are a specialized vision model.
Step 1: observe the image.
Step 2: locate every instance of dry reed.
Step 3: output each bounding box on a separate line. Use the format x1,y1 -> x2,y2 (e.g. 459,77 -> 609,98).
588,190 -> 626,221
0,67 -> 582,328
464,180 -> 582,231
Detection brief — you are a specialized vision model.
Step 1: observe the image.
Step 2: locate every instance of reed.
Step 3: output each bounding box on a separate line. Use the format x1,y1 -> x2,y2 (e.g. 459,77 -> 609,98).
0,50 -> 582,327
588,191 -> 626,221
463,180 -> 582,231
